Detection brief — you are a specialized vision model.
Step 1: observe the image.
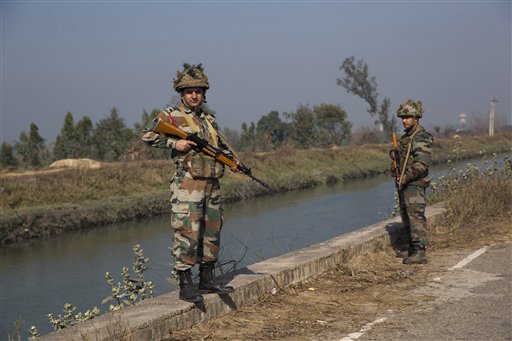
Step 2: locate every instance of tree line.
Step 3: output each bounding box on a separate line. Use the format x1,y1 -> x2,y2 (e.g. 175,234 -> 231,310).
0,102 -> 356,169
0,57 -> 403,169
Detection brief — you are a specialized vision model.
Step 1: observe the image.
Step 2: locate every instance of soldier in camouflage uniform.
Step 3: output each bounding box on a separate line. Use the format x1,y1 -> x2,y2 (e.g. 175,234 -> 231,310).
141,63 -> 236,302
390,99 -> 434,264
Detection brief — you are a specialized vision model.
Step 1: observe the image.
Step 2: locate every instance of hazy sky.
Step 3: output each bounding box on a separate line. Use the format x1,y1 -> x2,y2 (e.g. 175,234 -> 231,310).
1,1 -> 510,144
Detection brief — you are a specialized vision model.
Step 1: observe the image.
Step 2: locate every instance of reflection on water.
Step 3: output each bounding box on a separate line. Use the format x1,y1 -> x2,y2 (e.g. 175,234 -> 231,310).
0,156 -> 503,337
1,175 -> 395,337
221,175 -> 395,266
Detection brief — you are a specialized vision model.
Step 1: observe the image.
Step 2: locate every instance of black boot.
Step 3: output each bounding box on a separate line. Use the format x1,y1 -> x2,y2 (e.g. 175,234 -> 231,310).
395,244 -> 414,258
199,263 -> 234,294
177,269 -> 203,303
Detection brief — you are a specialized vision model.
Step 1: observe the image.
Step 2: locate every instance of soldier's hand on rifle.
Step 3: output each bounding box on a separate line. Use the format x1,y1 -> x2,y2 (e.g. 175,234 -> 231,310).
230,159 -> 241,173
397,176 -> 408,186
176,140 -> 197,152
389,150 -> 396,161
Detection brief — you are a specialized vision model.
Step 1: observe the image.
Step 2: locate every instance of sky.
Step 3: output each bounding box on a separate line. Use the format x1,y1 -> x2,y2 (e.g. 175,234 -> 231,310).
1,1 -> 511,144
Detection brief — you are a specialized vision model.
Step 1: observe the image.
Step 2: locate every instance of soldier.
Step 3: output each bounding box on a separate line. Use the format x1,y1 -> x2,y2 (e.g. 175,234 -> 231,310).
141,63 -> 236,302
391,99 -> 434,264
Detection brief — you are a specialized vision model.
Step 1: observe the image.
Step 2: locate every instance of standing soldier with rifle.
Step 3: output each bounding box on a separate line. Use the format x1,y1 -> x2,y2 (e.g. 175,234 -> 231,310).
141,63 -> 240,302
390,99 -> 434,264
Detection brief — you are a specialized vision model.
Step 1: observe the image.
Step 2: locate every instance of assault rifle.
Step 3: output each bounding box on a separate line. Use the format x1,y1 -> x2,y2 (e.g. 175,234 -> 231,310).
152,118 -> 271,190
391,132 -> 401,186
391,132 -> 406,208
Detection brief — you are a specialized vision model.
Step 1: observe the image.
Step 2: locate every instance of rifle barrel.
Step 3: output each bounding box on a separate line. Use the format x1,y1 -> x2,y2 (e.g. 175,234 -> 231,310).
152,118 -> 271,190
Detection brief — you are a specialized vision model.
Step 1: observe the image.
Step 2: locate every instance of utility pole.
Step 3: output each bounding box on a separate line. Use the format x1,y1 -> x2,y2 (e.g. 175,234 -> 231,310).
489,96 -> 497,136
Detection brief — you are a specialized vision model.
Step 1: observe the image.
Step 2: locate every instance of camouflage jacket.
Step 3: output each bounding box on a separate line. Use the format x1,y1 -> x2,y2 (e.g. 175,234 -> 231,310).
398,124 -> 434,186
140,104 -> 231,164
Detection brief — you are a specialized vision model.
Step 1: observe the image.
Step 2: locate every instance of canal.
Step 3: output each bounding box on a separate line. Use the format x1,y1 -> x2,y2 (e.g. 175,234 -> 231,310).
0,157 -> 500,337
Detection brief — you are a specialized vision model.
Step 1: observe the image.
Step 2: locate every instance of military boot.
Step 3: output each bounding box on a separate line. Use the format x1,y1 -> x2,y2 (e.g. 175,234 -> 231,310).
402,245 -> 427,264
199,263 -> 234,294
395,245 -> 413,258
177,269 -> 203,303
394,228 -> 412,258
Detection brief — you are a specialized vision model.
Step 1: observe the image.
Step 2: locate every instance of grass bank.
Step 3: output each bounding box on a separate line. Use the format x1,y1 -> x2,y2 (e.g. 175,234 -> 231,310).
429,152 -> 512,228
1,132 -> 510,244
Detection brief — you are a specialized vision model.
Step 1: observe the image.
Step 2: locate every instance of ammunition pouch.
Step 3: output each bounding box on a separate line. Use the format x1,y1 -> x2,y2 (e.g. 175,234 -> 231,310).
184,153 -> 224,179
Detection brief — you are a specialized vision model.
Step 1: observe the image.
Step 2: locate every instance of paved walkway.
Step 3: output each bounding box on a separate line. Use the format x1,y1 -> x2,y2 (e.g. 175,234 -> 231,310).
338,244 -> 512,341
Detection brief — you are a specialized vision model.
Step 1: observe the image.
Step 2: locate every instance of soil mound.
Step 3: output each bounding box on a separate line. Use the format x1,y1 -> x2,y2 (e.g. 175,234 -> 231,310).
48,158 -> 101,169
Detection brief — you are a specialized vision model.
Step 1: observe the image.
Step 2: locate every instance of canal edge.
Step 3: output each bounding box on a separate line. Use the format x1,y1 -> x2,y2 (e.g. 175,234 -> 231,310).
37,203 -> 446,341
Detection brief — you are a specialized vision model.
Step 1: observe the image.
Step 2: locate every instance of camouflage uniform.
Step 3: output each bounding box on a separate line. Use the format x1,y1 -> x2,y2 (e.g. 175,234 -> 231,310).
397,124 -> 433,247
141,64 -> 235,302
141,105 -> 228,271
394,99 -> 434,264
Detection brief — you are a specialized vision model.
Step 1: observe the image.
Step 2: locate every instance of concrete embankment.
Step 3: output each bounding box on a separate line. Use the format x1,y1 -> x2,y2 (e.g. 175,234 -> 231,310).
39,203 -> 445,341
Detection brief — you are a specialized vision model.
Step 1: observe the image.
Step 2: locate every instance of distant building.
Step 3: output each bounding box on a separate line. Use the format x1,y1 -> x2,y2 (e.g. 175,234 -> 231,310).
457,113 -> 466,132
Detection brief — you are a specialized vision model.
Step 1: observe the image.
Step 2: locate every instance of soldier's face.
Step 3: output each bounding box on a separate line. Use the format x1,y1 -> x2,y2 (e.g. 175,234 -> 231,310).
181,87 -> 205,109
401,116 -> 418,130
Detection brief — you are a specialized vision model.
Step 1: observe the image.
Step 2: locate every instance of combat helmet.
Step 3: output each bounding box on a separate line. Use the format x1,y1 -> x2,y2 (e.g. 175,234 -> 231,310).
396,99 -> 424,118
173,63 -> 210,92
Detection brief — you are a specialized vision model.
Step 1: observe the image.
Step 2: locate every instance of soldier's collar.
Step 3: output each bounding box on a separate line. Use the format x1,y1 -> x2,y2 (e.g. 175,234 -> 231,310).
179,104 -> 202,116
405,124 -> 422,135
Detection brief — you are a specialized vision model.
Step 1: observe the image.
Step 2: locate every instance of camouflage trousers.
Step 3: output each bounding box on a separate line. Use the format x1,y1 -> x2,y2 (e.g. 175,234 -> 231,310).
398,184 -> 428,247
170,168 -> 223,271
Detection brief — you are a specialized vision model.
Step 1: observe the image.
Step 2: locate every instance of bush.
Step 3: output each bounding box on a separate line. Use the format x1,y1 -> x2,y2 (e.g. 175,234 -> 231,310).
430,154 -> 512,229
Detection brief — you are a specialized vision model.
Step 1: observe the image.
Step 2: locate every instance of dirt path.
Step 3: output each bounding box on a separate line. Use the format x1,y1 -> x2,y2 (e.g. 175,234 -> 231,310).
165,217 -> 511,341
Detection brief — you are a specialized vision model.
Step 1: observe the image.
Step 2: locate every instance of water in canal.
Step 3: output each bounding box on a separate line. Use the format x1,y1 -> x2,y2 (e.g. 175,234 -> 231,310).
0,157 -> 501,337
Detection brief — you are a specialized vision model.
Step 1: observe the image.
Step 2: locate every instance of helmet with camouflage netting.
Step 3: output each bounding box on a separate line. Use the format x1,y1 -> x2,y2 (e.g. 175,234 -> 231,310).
396,99 -> 424,118
173,63 -> 210,92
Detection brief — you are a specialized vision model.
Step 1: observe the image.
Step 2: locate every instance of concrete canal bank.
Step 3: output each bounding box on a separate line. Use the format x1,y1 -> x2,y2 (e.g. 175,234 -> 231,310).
39,203 -> 445,341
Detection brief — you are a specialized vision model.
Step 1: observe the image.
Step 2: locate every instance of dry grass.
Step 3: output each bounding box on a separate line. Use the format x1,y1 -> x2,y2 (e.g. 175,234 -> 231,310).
164,147 -> 512,341
1,133 -> 510,244
430,157 -> 512,229
2,133 -> 509,211
165,187 -> 512,341
165,216 -> 511,341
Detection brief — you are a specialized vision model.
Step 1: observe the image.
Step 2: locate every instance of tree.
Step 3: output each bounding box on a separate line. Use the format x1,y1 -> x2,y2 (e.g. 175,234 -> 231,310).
238,122 -> 257,151
54,112 -> 78,160
351,125 -> 382,145
337,56 -> 396,137
126,109 -> 167,161
74,116 -> 94,158
16,132 -> 30,166
314,103 -> 352,146
256,111 -> 288,150
284,104 -> 352,149
54,113 -> 95,160
134,109 -> 160,133
16,123 -> 47,167
284,104 -> 319,149
1,142 -> 18,168
220,127 -> 240,150
92,107 -> 135,161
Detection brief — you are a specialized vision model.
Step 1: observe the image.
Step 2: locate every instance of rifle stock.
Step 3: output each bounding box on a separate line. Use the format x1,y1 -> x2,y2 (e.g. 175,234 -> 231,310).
392,132 -> 401,181
152,118 -> 271,190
